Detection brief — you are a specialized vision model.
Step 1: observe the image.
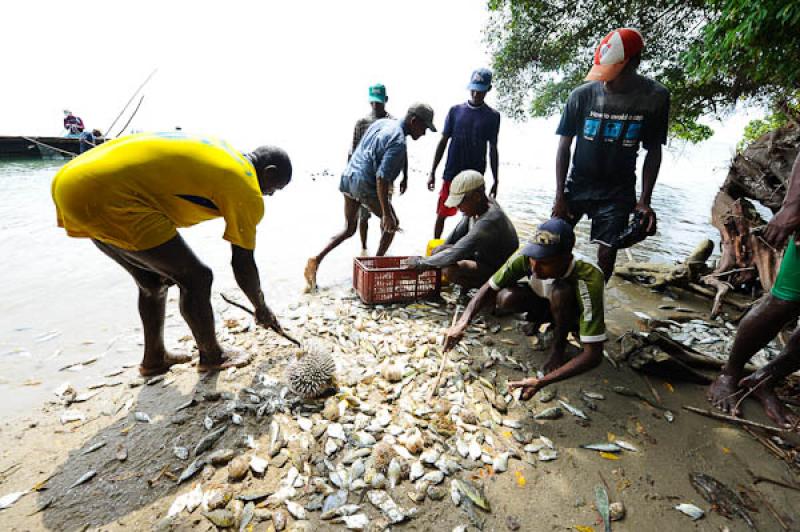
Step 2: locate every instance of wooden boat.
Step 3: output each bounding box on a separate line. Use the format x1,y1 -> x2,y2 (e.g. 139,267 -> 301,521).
0,136 -> 81,158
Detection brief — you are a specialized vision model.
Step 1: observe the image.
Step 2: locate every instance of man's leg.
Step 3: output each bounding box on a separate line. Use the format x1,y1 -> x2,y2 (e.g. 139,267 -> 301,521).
738,325 -> 800,427
587,201 -> 633,282
112,235 -> 250,372
543,279 -> 577,373
375,202 -> 398,256
305,194 -> 361,291
434,215 -> 446,240
495,285 -> 551,336
706,294 -> 800,416
358,205 -> 370,254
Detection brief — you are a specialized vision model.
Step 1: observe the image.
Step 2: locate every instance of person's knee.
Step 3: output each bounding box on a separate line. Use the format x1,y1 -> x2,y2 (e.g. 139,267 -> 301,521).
181,263 -> 213,291
137,275 -> 169,299
495,288 -> 516,312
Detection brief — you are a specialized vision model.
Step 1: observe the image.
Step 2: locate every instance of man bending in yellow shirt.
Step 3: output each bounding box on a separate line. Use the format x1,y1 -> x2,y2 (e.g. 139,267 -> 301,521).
51,132 -> 292,375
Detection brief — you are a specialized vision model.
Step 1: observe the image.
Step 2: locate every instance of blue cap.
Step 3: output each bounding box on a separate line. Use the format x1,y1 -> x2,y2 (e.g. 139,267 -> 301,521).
521,218 -> 575,260
467,68 -> 493,92
369,83 -> 387,103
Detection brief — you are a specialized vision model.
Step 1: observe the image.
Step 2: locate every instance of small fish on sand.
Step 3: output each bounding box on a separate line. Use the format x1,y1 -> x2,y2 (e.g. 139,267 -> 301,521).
580,443 -> 621,453
69,470 -> 96,490
533,407 -> 563,420
674,503 -> 705,520
558,400 -> 589,420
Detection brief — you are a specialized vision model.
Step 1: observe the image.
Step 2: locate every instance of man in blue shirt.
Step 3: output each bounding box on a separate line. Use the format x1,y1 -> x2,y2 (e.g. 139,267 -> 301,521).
79,129 -> 103,153
304,102 -> 436,292
428,68 -> 501,239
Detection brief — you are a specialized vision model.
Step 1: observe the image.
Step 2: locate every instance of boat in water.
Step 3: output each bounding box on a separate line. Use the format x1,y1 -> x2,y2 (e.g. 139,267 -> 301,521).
0,136 -> 81,159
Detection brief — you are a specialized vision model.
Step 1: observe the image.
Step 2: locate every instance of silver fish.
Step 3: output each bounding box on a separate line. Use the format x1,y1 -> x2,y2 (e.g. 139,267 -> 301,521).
194,424 -> 227,456
580,443 -> 621,453
595,484 -> 610,532
81,441 -> 106,455
69,470 -> 96,490
177,459 -> 205,484
559,400 -> 589,420
134,411 -> 151,423
615,440 -> 639,452
582,390 -> 605,400
533,407 -> 563,420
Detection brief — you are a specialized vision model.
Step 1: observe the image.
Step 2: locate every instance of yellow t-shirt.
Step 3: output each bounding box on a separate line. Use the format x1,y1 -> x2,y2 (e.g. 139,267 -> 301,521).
52,132 -> 264,251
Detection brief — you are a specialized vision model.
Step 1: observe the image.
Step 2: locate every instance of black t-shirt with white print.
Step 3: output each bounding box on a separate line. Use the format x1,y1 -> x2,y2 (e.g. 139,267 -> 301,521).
556,75 -> 670,203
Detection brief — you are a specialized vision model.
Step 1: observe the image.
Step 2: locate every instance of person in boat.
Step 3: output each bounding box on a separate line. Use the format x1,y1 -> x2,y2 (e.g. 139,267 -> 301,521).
444,218 -> 607,398
304,102 -> 437,292
79,129 -> 103,153
409,170 -> 518,289
51,132 -> 292,376
63,110 -> 85,137
708,152 -> 800,428
350,83 -> 409,256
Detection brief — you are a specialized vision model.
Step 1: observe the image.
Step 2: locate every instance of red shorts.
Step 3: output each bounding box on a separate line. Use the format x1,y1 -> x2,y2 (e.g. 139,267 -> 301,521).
437,180 -> 458,218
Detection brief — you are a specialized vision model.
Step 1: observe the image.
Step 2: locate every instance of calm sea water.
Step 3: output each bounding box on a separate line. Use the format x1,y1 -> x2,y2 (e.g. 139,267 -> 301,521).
0,128 -> 735,419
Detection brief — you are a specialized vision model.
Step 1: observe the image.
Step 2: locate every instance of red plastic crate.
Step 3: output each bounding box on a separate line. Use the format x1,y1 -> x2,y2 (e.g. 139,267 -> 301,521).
353,256 -> 442,305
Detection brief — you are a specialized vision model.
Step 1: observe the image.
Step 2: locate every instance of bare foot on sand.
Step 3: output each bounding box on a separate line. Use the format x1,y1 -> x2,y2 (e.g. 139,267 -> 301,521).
304,258 -> 318,293
739,373 -> 799,428
197,349 -> 252,373
139,352 -> 193,377
543,351 -> 566,374
707,374 -> 742,416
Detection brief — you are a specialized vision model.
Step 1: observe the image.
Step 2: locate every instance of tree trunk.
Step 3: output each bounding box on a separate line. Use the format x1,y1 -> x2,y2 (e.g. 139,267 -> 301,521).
708,123 -> 800,294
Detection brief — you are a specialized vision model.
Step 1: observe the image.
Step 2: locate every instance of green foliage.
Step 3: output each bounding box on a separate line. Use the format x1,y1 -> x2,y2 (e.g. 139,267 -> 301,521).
486,0 -> 800,142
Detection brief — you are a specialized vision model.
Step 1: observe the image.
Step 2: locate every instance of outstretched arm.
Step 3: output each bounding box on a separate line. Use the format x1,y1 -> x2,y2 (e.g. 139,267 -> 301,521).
489,140 -> 499,197
509,342 -> 603,399
443,282 -> 496,350
230,244 -> 277,327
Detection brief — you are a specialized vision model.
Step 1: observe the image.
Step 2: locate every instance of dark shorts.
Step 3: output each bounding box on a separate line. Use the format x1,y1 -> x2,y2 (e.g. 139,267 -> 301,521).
567,199 -> 634,248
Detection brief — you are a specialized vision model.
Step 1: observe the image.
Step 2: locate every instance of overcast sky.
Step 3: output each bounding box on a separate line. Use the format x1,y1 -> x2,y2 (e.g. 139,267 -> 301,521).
3,0 -> 757,172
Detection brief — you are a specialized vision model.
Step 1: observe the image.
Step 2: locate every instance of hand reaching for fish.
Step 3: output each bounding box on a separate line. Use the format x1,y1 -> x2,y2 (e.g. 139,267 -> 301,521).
508,376 -> 544,400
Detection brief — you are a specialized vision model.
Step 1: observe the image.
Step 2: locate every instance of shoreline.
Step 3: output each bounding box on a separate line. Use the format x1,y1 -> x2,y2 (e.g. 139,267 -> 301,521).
0,279 -> 795,531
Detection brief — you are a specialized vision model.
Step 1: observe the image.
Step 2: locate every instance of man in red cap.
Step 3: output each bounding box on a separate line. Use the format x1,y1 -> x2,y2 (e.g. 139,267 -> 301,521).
552,28 -> 670,281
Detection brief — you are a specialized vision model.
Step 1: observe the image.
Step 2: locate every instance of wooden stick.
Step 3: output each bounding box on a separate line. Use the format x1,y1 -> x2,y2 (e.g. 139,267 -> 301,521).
220,293 -> 300,346
427,305 -> 461,401
744,484 -> 790,531
752,474 -> 800,492
115,94 -> 145,137
103,68 -> 157,137
682,405 -> 792,435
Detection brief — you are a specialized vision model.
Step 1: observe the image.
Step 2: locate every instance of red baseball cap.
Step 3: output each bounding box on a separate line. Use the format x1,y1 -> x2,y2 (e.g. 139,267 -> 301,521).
585,28 -> 644,82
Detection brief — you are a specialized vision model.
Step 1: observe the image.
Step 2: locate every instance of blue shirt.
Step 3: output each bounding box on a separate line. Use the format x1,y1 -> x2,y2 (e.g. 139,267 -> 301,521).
442,102 -> 500,181
79,131 -> 96,153
340,118 -> 407,200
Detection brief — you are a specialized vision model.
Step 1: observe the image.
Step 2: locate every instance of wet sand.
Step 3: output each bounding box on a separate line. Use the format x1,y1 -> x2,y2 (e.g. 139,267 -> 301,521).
0,278 -> 796,531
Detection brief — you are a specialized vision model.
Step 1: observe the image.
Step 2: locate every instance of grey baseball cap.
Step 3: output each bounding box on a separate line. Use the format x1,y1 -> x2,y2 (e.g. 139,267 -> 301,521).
407,102 -> 437,132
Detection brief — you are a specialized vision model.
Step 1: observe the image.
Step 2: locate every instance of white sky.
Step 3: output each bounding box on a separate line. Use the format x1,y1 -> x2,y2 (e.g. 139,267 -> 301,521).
2,0 -> 759,170
2,1 -> 496,160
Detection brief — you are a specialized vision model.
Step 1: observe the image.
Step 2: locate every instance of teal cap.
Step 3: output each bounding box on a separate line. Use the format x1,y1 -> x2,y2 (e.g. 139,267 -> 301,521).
368,83 -> 387,103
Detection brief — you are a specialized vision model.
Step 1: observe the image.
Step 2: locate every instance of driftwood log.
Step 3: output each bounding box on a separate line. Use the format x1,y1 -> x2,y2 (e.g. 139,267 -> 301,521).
709,124 -> 800,294
617,124 -> 800,317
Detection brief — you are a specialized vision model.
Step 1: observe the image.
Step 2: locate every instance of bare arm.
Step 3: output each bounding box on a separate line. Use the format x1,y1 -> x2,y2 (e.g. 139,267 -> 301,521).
443,282 -> 496,351
489,141 -> 499,197
636,144 -> 662,232
400,157 -> 409,195
509,342 -> 603,398
763,152 -> 800,247
428,135 -> 449,191
376,177 -> 397,232
230,244 -> 276,326
552,135 -> 573,218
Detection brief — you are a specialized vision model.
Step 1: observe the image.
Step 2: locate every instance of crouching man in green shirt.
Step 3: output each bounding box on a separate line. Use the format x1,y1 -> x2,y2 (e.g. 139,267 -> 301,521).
444,218 -> 606,399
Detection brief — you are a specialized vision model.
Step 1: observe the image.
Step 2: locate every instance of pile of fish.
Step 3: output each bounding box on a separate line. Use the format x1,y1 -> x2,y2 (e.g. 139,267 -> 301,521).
654,317 -> 780,366
151,292 -> 584,530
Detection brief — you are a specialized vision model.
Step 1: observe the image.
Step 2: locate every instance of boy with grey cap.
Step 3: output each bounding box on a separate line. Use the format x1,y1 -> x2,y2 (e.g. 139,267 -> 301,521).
410,170 -> 518,289
305,103 -> 436,292
445,218 -> 607,399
